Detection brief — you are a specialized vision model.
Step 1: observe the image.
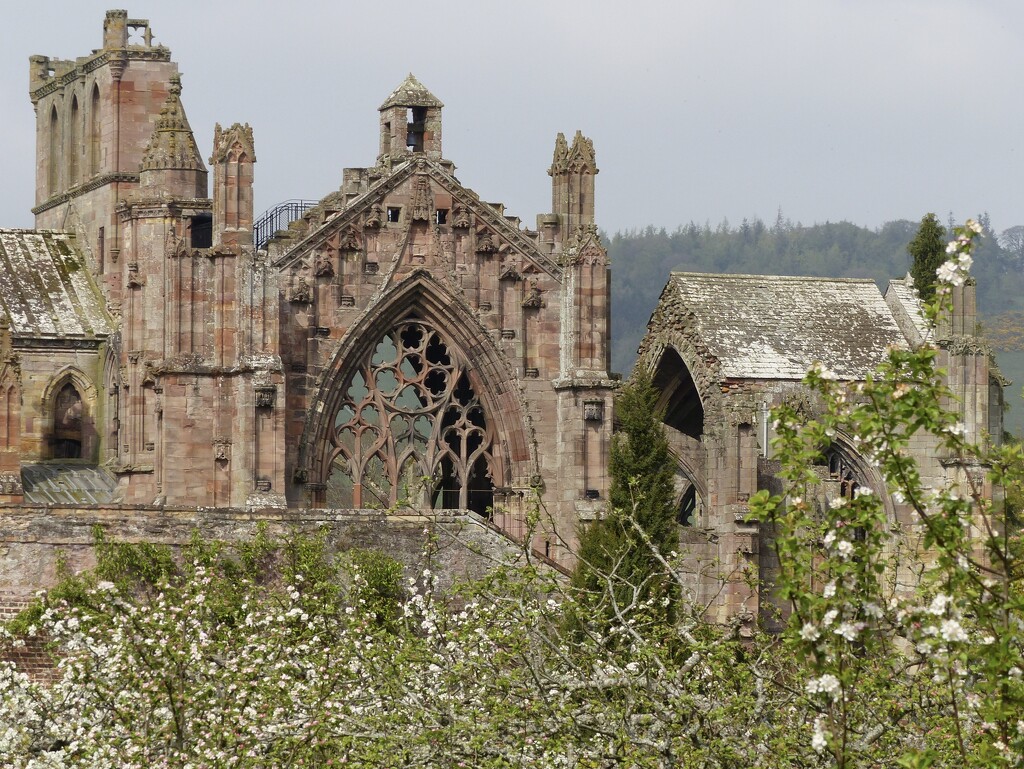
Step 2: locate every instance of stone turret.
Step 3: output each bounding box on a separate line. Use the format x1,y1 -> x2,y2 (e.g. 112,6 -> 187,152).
378,73 -> 443,165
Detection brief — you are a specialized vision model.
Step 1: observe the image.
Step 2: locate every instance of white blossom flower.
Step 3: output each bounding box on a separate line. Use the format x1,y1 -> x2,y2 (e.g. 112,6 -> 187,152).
936,260 -> 965,286
940,619 -> 968,643
811,717 -> 828,753
834,621 -> 863,642
800,623 -> 820,642
836,540 -> 854,560
806,674 -> 842,701
928,594 -> 951,615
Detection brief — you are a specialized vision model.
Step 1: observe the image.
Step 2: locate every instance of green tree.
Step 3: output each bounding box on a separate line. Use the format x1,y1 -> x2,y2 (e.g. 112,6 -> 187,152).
571,371 -> 678,620
907,212 -> 948,301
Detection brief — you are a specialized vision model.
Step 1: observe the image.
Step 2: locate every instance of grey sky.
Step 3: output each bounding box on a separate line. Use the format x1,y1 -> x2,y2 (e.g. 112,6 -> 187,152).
2,0 -> 1022,236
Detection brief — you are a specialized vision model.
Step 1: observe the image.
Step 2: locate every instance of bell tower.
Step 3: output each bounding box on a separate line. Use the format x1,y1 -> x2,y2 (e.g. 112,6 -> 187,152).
377,73 -> 443,165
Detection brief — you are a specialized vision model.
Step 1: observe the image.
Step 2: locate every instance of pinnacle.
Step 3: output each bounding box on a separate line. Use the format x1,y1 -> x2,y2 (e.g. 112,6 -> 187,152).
140,73 -> 205,172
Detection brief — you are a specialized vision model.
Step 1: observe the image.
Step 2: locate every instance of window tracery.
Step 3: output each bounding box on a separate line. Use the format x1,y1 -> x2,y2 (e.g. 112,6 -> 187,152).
326,318 -> 495,515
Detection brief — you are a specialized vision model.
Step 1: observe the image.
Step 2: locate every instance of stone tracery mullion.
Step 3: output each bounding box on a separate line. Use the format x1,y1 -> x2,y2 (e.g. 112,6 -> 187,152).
326,319 -> 496,511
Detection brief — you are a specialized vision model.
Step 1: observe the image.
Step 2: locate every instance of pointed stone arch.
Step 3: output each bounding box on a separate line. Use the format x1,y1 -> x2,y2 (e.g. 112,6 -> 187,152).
68,92 -> 81,186
638,326 -> 722,529
102,342 -> 122,462
301,271 -> 536,516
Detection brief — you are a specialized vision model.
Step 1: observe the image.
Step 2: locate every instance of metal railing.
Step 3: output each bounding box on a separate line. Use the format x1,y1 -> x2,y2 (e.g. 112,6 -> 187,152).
253,199 -> 318,251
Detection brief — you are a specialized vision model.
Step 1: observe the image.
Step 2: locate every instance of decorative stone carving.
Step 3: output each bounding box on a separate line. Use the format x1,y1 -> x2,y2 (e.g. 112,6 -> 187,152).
583,401 -> 604,422
210,121 -> 256,164
290,277 -> 313,304
313,249 -> 334,278
411,176 -> 432,222
522,279 -> 544,308
476,230 -> 496,254
365,204 -> 383,229
141,74 -> 205,172
340,226 -> 362,252
127,262 -> 143,287
451,204 -> 471,229
499,260 -> 521,282
213,438 -> 231,462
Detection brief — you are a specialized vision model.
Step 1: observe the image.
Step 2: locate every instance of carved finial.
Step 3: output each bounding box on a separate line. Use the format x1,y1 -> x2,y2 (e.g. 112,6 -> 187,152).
209,122 -> 256,164
565,130 -> 598,174
549,132 -> 569,175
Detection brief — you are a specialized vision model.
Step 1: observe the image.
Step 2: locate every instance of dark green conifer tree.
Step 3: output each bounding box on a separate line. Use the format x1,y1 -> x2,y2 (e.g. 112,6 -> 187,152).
908,212 -> 947,301
571,370 -> 678,621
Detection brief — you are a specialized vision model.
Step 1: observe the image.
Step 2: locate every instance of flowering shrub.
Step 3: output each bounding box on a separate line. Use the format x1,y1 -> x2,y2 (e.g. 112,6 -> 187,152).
752,219 -> 1024,767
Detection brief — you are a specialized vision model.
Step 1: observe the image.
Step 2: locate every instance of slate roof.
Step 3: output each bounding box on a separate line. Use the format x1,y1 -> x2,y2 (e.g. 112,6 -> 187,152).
22,463 -> 121,505
0,229 -> 113,339
666,272 -> 910,380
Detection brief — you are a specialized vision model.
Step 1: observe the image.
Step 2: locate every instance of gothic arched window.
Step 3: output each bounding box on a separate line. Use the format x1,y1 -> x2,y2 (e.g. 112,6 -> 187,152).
326,319 -> 495,515
824,445 -> 868,544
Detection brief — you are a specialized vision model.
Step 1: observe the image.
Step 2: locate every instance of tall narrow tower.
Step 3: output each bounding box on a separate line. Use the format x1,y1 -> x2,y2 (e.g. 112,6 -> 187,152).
29,10 -> 184,286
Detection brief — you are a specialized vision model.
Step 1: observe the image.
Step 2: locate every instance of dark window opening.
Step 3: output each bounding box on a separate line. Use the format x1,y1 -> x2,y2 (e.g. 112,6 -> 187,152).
435,208 -> 448,225
387,207 -> 401,223
97,227 -> 105,273
406,106 -> 426,152
190,213 -> 212,248
52,382 -> 83,459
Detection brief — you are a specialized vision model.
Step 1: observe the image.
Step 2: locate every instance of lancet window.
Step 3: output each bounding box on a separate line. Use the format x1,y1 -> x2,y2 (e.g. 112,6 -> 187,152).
326,318 -> 495,515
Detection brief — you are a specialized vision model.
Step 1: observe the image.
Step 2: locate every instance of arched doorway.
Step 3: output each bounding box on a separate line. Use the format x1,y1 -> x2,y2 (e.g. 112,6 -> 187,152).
324,317 -> 496,516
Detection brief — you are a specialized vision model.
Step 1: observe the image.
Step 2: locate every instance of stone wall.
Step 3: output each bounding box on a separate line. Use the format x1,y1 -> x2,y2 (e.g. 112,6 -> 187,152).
0,504 -> 561,615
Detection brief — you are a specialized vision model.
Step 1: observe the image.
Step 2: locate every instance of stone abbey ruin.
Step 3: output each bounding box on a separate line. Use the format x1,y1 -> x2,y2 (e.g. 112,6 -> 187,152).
0,11 -> 1005,625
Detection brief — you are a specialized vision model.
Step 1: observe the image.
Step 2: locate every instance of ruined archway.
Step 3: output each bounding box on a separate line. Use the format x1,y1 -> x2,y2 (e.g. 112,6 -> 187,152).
302,272 -> 536,520
651,345 -> 705,440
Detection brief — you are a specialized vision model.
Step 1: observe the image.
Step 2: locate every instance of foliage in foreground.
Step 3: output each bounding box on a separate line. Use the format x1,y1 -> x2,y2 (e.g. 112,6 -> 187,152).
572,370 -> 679,625
0,222 -> 1021,768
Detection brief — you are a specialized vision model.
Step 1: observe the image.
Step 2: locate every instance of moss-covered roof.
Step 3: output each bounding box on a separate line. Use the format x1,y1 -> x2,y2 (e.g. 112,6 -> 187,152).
0,229 -> 113,338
